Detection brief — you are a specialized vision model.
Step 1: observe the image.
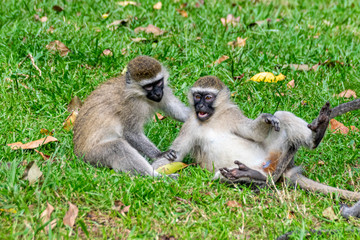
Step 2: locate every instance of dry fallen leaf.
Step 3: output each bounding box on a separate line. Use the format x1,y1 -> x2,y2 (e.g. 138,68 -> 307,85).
40,128 -> 54,136
131,37 -> 147,42
134,24 -> 165,36
63,202 -> 79,228
120,205 -> 130,216
46,40 -> 71,57
52,5 -> 64,12
101,49 -> 113,57
156,162 -> 188,174
153,1 -> 162,10
40,202 -> 57,233
330,119 -> 349,134
7,136 -> 58,150
22,161 -> 43,185
287,210 -> 296,219
284,64 -> 312,71
318,160 -> 325,165
350,126 -> 359,132
153,112 -> 166,122
228,37 -> 247,47
34,149 -> 51,161
35,15 -> 48,22
233,73 -> 245,81
63,111 -> 78,131
248,18 -> 272,27
322,206 -> 338,220
117,1 -> 138,6
47,26 -> 55,33
226,200 -> 242,208
107,19 -> 128,30
336,89 -> 357,99
67,96 -> 83,113
176,9 -> 188,17
250,72 -> 286,83
220,14 -> 240,27
209,55 -> 229,67
287,80 -> 295,88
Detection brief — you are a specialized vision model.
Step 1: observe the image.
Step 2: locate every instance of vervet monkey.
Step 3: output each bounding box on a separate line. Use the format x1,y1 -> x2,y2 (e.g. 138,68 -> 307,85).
73,56 -> 190,176
162,76 -> 360,217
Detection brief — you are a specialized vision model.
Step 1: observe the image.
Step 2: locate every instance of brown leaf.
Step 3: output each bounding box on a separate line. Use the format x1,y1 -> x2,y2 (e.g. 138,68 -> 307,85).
63,111 -> 78,131
47,26 -> 55,33
7,136 -> 58,150
284,64 -> 312,71
107,19 -> 128,30
322,206 -> 338,220
40,202 -> 57,233
287,80 -> 295,88
336,89 -> 357,99
174,197 -> 191,205
34,14 -> 40,21
159,235 -> 176,240
22,161 -> 43,184
40,128 -> 55,136
176,9 -> 188,17
153,112 -> 166,122
330,119 -> 349,134
220,14 -> 240,26
63,202 -> 79,228
67,96 -> 83,113
226,200 -> 242,208
209,55 -> 229,67
131,37 -> 147,42
40,16 -> 48,22
120,205 -> 130,216
248,18 -> 272,27
46,40 -> 71,57
287,210 -> 296,219
350,126 -> 359,132
134,24 -> 165,36
228,37 -> 247,47
101,49 -> 113,57
153,1 -> 162,10
233,73 -> 245,81
195,0 -> 204,8
318,160 -> 325,166
34,149 -> 51,161
52,5 -> 64,12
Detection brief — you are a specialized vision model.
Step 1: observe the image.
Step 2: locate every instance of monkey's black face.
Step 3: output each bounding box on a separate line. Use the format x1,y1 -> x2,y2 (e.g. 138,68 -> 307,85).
143,78 -> 164,102
193,92 -> 216,121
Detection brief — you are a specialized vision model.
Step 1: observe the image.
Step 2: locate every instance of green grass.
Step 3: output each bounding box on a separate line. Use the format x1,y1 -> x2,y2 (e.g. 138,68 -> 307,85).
1,0 -> 360,239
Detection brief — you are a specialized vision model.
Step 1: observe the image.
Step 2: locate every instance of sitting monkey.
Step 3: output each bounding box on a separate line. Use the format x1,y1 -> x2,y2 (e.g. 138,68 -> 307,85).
73,56 -> 189,176
160,75 -> 360,218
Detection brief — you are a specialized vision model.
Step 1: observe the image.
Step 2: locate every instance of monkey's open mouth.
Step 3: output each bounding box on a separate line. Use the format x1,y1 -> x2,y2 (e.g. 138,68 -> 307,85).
197,111 -> 209,119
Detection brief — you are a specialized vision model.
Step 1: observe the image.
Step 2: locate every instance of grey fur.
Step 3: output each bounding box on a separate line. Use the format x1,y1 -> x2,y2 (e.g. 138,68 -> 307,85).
73,56 -> 190,176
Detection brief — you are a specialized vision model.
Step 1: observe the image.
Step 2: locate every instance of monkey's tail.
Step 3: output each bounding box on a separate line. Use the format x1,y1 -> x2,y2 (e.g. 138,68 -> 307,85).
285,167 -> 360,201
330,98 -> 360,119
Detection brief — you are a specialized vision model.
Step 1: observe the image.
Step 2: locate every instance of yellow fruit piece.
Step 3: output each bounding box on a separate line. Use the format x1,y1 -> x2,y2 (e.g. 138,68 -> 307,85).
156,162 -> 188,174
250,72 -> 286,83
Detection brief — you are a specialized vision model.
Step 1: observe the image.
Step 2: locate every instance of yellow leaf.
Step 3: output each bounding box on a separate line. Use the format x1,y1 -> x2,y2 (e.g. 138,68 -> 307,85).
250,72 -> 286,83
102,13 -> 109,19
63,111 -> 78,131
156,162 -> 188,174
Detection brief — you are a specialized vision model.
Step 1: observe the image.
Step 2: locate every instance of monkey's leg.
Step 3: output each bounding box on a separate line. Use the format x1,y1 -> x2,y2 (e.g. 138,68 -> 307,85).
85,139 -> 159,177
307,101 -> 331,148
218,161 -> 267,183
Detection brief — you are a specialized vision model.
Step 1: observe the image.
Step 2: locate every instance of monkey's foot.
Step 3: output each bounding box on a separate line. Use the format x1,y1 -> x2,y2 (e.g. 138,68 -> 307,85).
307,101 -> 331,148
263,114 -> 280,131
220,161 -> 267,182
157,149 -> 177,161
340,201 -> 360,219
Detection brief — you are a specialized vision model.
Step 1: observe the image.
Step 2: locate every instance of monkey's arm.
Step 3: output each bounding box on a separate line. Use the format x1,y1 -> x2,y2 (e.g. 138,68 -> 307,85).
167,121 -> 195,162
234,113 -> 280,142
159,87 -> 191,122
123,131 -> 162,159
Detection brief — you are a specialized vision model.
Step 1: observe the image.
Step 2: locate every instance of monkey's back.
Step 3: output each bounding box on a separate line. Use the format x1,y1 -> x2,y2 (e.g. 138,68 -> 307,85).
73,77 -> 127,156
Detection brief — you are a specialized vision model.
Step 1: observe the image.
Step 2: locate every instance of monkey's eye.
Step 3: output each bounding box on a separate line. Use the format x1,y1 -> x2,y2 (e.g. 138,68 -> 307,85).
156,80 -> 163,87
194,94 -> 201,100
144,85 -> 153,91
205,95 -> 213,101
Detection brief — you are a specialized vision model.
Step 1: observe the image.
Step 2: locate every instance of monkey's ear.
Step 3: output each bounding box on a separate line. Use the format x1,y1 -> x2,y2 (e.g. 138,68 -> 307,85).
125,71 -> 131,84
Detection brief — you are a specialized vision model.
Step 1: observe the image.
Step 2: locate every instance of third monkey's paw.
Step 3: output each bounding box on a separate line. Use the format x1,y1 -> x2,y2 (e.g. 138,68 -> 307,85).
158,149 -> 177,161
263,114 -> 280,131
220,161 -> 267,181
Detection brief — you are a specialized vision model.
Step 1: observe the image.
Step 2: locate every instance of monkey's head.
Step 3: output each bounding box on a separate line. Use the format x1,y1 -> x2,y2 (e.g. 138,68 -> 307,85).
126,56 -> 169,102
189,76 -> 230,121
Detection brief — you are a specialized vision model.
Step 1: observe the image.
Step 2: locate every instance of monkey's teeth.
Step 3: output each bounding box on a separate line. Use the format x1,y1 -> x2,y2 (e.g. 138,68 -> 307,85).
198,112 -> 208,118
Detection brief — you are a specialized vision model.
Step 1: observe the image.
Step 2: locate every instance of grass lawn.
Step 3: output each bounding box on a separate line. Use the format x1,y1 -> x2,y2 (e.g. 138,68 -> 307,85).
1,0 -> 360,239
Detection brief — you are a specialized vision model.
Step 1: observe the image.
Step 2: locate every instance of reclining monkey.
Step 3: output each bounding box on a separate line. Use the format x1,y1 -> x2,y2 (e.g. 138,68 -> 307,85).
159,75 -> 360,218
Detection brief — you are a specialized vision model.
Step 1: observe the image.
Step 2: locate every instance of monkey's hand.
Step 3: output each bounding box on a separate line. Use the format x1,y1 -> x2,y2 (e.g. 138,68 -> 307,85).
219,161 -> 267,182
262,114 -> 280,131
156,149 -> 177,161
307,101 -> 331,148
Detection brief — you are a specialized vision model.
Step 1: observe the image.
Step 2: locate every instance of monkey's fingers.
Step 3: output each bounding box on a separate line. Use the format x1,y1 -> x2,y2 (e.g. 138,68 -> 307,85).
264,114 -> 281,131
160,149 -> 177,161
234,161 -> 250,171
